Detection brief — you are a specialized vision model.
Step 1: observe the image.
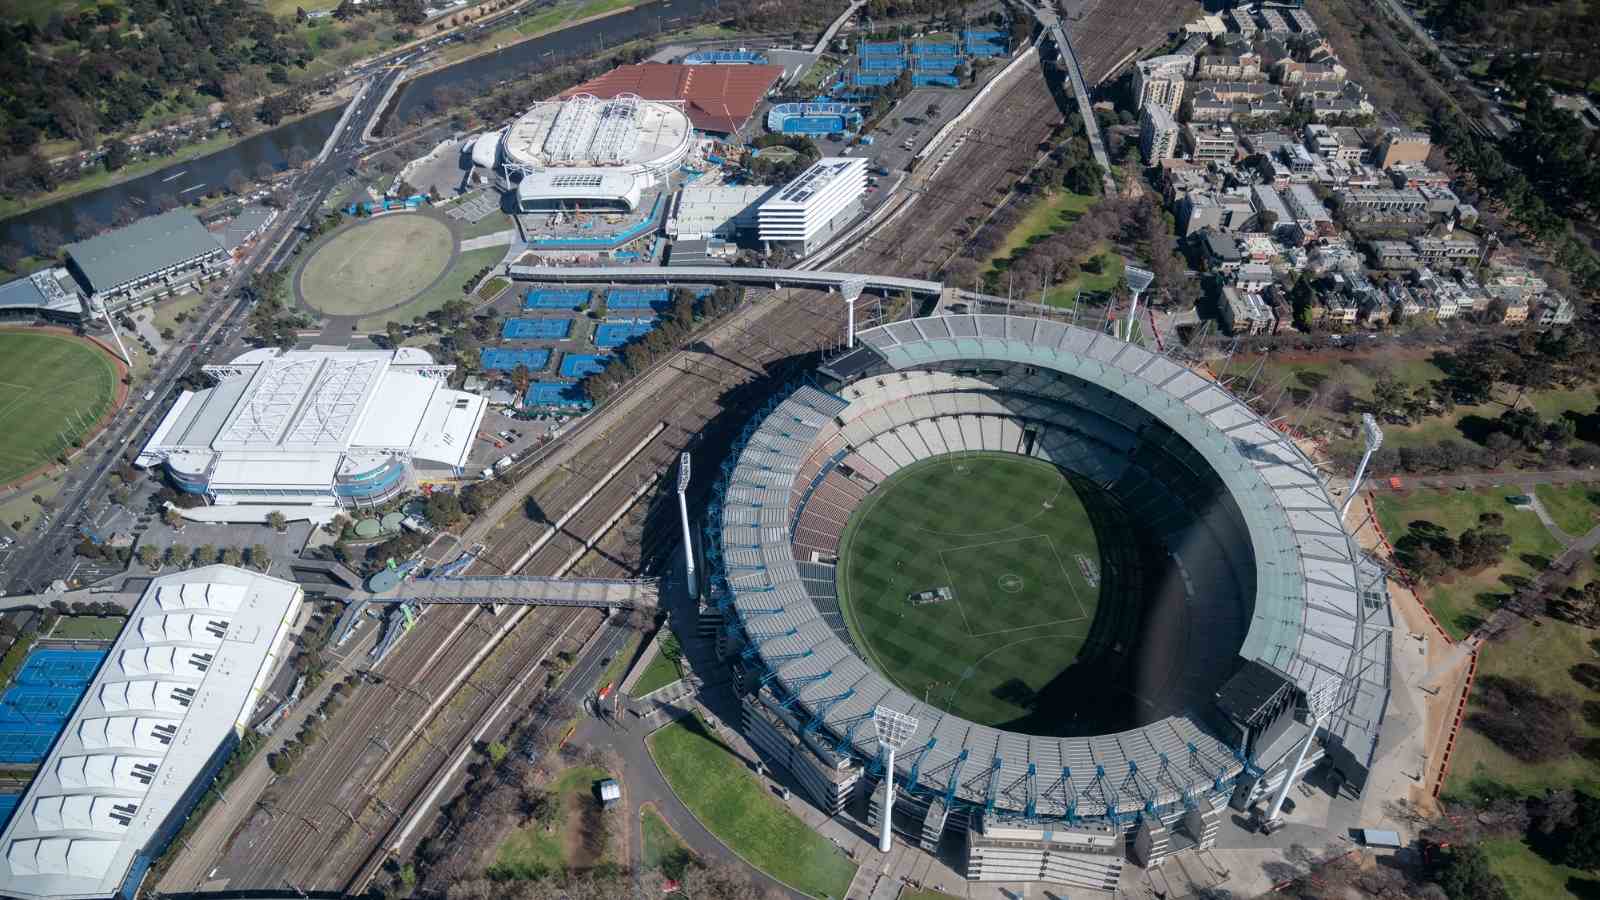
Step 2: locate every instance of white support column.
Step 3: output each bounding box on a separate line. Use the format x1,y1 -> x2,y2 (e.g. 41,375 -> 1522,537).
1340,413 -> 1385,521
879,746 -> 896,853
676,452 -> 696,599
846,297 -> 857,349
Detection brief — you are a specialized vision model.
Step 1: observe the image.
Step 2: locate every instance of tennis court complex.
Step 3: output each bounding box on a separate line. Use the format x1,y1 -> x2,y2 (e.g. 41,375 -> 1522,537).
525,382 -> 592,408
593,318 -> 657,349
502,318 -> 574,340
0,648 -> 108,764
480,348 -> 550,371
558,353 -> 612,378
524,288 -> 591,310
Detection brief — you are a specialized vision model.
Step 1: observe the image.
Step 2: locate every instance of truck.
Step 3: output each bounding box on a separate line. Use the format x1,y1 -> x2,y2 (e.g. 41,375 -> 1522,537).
493,455 -> 514,473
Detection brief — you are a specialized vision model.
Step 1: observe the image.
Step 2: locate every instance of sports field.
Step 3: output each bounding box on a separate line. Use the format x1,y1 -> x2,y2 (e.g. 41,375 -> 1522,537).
0,331 -> 120,485
836,452 -> 1103,730
298,215 -> 456,316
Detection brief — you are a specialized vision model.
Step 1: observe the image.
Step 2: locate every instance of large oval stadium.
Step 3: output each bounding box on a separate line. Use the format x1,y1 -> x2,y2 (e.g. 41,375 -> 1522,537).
471,93 -> 693,213
709,312 -> 1391,883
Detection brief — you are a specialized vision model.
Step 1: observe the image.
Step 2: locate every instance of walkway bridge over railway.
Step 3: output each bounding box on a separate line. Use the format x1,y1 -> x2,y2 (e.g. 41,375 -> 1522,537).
506,264 -> 944,298
367,574 -> 658,609
1015,0 -> 1115,195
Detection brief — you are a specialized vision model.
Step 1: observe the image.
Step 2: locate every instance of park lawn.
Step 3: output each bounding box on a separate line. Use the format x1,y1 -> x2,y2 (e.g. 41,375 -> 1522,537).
490,765 -> 611,879
301,215 -> 457,317
899,891 -> 964,900
629,646 -> 681,697
1041,244 -> 1124,306
1447,611 -> 1600,801
356,246 -> 504,331
1536,483 -> 1600,537
649,715 -> 857,899
461,211 -> 516,240
1374,486 -> 1564,639
1481,837 -> 1600,900
0,332 -> 120,485
0,475 -> 61,531
149,293 -> 207,338
49,617 -> 127,640
640,804 -> 689,872
982,189 -> 1096,272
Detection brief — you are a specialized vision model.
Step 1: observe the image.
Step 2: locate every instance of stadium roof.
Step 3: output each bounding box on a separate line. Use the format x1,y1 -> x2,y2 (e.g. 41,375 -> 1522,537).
63,210 -> 223,295
722,314 -> 1389,820
0,566 -> 300,900
562,63 -> 785,134
138,348 -> 485,480
0,269 -> 83,317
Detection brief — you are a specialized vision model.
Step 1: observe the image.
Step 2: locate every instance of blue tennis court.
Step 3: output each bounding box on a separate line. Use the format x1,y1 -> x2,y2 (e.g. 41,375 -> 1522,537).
558,354 -> 612,378
480,348 -> 551,371
606,287 -> 671,312
593,318 -> 658,349
0,648 -> 106,765
523,288 -> 591,310
525,382 -> 593,409
502,318 -> 574,340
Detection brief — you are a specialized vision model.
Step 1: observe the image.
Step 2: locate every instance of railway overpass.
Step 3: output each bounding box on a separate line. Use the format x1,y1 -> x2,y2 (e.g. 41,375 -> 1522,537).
1017,0 -> 1115,194
370,574 -> 658,609
506,264 -> 944,299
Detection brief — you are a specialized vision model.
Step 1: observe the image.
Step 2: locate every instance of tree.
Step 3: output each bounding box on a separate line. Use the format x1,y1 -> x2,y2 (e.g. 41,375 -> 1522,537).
1432,843 -> 1511,900
249,544 -> 270,571
267,511 -> 287,532
102,139 -> 130,172
1371,375 -> 1410,422
136,544 -> 160,570
162,507 -> 185,530
222,547 -> 243,567
166,544 -> 190,569
510,363 -> 533,397
425,491 -> 463,527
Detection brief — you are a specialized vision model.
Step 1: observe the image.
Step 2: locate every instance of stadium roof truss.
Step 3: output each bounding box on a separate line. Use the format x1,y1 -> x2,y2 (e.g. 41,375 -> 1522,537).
707,314 -> 1388,826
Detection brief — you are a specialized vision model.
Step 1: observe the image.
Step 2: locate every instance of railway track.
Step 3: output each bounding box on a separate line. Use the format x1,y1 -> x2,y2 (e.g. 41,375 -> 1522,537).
181,57 -> 1071,894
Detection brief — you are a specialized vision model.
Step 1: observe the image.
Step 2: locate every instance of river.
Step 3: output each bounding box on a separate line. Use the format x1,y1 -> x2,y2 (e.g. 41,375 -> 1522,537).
1,0 -> 724,253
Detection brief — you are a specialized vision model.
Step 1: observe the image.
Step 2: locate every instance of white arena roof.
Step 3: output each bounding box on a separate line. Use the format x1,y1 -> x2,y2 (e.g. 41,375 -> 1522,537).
515,168 -> 645,212
0,566 -> 301,900
499,93 -> 692,174
138,349 -> 485,488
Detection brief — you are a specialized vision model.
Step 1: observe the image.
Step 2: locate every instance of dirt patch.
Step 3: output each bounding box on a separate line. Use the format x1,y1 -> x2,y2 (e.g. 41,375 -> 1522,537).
559,783 -> 610,869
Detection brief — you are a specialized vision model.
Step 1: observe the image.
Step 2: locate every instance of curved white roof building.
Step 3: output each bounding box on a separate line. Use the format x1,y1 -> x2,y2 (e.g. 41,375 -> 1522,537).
0,566 -> 301,900
136,348 -> 486,517
476,93 -> 693,212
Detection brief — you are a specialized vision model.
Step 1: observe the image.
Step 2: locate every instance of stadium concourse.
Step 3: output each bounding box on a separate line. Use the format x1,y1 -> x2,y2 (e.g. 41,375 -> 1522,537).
708,314 -> 1393,889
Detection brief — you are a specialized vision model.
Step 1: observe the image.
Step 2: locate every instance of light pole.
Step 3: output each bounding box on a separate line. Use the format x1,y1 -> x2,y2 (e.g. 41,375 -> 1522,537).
1264,677 -> 1343,829
676,452 -> 696,599
871,705 -> 919,853
841,276 -> 866,349
1123,264 -> 1155,343
1340,413 -> 1385,521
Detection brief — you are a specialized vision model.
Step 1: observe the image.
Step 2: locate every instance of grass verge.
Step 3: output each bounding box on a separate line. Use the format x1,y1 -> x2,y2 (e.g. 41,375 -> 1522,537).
640,804 -> 690,873
491,764 -> 611,879
649,714 -> 857,899
1374,486 -> 1563,639
629,646 -> 681,697
356,245 -> 506,331
49,617 -> 126,640
1535,483 -> 1600,537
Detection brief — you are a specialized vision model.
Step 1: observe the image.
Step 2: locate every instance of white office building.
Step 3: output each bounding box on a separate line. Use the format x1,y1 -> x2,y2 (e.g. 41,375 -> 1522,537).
755,157 -> 868,254
136,348 -> 486,519
0,566 -> 302,900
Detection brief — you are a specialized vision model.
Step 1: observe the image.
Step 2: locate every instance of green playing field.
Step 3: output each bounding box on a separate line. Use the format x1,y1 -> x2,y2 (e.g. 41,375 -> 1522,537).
0,331 -> 119,485
836,452 -> 1104,729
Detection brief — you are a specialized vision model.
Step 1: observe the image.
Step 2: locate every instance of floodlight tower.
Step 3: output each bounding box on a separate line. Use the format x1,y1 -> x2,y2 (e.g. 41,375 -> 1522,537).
870,706 -> 919,853
676,452 -> 696,599
1122,264 -> 1155,343
1263,677 -> 1343,829
841,276 -> 867,349
1340,413 -> 1385,521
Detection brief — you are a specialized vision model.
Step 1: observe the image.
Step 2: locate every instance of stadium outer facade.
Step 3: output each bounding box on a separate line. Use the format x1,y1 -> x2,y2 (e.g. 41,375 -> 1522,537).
708,313 -> 1392,886
136,348 -> 485,516
469,93 -> 693,213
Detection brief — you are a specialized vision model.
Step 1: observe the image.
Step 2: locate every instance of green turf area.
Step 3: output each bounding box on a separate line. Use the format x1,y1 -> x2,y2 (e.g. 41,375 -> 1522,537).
355,245 -> 505,332
1219,352 -> 1600,461
982,190 -> 1096,271
1375,486 -> 1564,639
640,804 -> 690,874
1447,612 -> 1600,800
629,647 -> 682,697
49,617 -> 127,640
1535,483 -> 1600,537
649,715 -> 857,898
0,332 -> 120,485
1044,245 -> 1124,306
1481,834 -> 1600,900
460,211 -> 515,240
837,452 -> 1102,728
148,293 -> 207,338
898,891 -> 963,900
490,765 -> 610,879
299,215 -> 457,317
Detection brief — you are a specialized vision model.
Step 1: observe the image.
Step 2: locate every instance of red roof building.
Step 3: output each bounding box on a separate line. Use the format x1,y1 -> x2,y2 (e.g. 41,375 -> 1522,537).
561,63 -> 785,135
